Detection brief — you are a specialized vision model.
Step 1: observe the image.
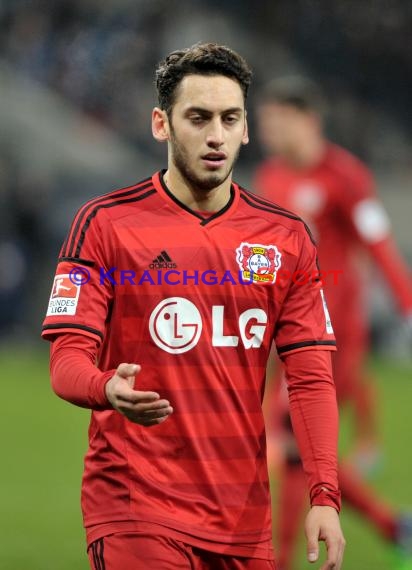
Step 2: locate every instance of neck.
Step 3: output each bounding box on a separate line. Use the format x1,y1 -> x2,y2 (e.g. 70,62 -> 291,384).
163,166 -> 232,212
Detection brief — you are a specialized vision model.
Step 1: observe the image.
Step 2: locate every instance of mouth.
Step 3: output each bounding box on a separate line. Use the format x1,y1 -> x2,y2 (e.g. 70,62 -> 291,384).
201,152 -> 227,169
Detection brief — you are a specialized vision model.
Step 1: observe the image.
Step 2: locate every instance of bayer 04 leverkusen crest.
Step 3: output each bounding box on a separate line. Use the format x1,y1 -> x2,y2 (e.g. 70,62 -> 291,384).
236,243 -> 282,284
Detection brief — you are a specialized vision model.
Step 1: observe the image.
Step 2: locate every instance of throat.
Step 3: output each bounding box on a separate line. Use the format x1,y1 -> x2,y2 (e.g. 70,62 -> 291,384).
163,170 -> 231,212
188,189 -> 229,212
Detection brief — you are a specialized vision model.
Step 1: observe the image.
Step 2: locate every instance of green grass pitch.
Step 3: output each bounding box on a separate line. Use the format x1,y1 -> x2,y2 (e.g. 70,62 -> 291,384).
0,344 -> 410,569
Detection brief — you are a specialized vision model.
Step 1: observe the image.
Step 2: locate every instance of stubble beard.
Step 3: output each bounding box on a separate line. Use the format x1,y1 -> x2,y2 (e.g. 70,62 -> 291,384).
169,127 -> 241,192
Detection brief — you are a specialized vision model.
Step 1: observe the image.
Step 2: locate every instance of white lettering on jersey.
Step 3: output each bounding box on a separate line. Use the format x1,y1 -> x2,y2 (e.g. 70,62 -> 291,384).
149,297 -> 268,354
239,308 -> 268,349
212,306 -> 239,347
352,199 -> 390,243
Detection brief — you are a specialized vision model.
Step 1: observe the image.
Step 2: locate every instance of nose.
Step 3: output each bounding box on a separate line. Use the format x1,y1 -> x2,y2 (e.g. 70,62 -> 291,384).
206,118 -> 224,148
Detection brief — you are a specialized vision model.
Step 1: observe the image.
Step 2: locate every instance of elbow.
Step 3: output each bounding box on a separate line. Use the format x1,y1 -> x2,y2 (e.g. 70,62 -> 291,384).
50,371 -> 69,402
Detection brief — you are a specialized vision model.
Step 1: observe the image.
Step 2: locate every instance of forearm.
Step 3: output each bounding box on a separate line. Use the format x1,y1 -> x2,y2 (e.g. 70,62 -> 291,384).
50,333 -> 114,410
283,350 -> 341,511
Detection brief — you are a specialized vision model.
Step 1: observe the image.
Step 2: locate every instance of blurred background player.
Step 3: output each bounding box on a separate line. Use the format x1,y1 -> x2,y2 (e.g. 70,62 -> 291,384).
253,76 -> 412,570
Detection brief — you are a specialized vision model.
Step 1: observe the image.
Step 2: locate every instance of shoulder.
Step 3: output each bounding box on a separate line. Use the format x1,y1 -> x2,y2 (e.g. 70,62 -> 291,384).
72,176 -> 157,227
60,176 -> 157,259
236,183 -> 315,245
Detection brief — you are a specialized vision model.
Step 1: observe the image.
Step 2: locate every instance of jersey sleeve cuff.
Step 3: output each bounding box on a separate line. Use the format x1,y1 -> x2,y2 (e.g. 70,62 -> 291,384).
277,340 -> 337,358
310,485 -> 341,513
93,369 -> 116,409
42,323 -> 103,343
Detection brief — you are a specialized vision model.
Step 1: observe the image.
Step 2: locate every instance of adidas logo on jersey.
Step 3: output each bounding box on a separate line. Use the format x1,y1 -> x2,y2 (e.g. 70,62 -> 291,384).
149,250 -> 177,269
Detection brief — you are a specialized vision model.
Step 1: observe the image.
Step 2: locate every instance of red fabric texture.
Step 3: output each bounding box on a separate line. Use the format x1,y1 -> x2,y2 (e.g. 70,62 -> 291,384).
50,333 -> 114,409
88,531 -> 277,570
283,350 -> 340,511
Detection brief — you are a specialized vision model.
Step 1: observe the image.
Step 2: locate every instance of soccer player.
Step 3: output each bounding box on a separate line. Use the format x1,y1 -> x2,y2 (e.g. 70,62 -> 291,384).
254,76 -> 412,570
41,44 -> 345,570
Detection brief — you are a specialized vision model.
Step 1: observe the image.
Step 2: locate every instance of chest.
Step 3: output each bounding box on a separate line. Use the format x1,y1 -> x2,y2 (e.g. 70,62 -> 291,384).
102,216 -> 299,353
110,218 -> 298,296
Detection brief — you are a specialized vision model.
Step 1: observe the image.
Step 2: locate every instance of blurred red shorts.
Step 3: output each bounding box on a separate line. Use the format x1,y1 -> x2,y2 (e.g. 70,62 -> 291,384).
87,532 -> 277,570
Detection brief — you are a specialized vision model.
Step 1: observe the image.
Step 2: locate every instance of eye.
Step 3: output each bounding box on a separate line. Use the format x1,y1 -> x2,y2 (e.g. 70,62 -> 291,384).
190,115 -> 206,125
224,115 -> 239,125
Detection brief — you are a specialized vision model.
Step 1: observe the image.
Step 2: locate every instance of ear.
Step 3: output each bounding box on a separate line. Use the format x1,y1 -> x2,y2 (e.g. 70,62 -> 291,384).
152,107 -> 170,142
242,112 -> 249,145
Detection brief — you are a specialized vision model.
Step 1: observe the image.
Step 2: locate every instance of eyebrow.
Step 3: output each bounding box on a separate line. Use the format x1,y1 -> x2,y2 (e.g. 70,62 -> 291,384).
185,106 -> 244,116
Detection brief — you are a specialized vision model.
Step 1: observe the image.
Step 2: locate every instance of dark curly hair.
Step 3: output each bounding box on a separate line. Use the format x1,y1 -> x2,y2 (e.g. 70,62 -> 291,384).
155,42 -> 252,116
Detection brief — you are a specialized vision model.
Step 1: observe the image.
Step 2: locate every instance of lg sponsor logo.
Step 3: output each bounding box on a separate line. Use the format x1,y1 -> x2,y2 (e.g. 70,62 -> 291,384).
149,297 -> 268,354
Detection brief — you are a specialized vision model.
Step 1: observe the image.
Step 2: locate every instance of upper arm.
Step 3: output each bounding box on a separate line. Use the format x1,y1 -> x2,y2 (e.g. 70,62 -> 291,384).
274,228 -> 336,359
41,208 -> 114,345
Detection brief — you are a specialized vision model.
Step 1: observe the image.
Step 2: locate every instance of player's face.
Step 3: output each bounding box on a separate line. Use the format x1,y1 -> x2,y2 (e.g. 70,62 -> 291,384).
167,74 -> 249,191
256,102 -> 314,157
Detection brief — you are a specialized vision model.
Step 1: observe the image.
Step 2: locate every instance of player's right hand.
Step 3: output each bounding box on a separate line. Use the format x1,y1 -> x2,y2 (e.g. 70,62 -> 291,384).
305,505 -> 345,569
105,363 -> 173,426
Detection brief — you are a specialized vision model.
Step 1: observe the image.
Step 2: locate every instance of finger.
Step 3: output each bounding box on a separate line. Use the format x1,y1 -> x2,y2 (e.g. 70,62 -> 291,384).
334,540 -> 345,570
116,363 -> 141,381
139,405 -> 174,418
319,561 -> 337,570
117,390 -> 161,404
332,553 -> 343,570
139,414 -> 172,427
306,532 -> 319,564
124,408 -> 173,426
118,402 -> 172,418
119,403 -> 173,418
134,399 -> 171,412
318,539 -> 340,570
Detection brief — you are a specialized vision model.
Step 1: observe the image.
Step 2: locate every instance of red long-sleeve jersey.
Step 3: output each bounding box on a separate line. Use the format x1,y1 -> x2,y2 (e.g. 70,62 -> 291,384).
42,171 -> 340,557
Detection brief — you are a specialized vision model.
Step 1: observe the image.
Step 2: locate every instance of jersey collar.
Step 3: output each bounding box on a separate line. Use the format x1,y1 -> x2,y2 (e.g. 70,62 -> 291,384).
152,170 -> 239,226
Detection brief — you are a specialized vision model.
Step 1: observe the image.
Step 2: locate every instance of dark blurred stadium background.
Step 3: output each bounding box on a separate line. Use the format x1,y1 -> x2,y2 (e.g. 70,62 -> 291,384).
1,0 -> 412,346
0,1 -> 411,569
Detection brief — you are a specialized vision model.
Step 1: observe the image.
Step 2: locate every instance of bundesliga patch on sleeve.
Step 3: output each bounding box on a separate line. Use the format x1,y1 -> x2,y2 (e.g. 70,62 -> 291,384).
46,274 -> 81,316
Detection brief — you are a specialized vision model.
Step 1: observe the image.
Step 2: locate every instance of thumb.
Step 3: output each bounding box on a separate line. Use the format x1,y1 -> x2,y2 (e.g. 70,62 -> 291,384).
116,363 -> 141,388
306,532 -> 319,564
